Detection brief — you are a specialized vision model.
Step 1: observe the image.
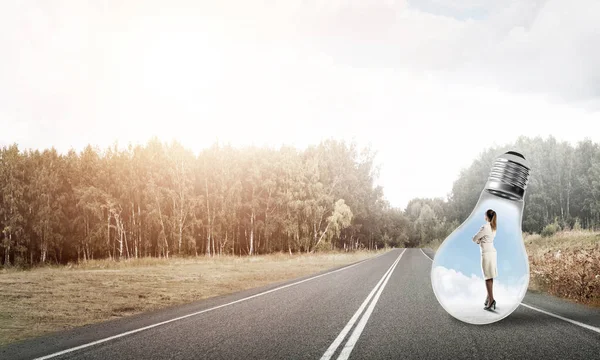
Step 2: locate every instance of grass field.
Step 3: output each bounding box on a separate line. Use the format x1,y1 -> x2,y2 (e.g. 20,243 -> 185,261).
525,230 -> 600,307
0,250 -> 385,346
426,230 -> 600,307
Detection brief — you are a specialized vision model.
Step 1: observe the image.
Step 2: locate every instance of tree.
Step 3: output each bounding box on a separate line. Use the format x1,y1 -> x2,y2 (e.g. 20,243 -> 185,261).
0,145 -> 26,266
30,149 -> 64,263
5,135 -> 597,267
313,199 -> 353,251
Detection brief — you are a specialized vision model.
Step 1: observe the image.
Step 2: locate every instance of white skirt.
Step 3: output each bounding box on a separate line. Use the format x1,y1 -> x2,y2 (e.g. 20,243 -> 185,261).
481,250 -> 498,280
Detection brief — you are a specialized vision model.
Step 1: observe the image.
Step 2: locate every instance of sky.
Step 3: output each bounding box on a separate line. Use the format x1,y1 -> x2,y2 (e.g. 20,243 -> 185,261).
431,195 -> 529,324
1,0 -> 600,209
432,195 -> 528,283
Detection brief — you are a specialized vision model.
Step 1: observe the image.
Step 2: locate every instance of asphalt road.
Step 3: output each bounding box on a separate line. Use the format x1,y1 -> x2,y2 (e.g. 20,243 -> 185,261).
2,248 -> 600,360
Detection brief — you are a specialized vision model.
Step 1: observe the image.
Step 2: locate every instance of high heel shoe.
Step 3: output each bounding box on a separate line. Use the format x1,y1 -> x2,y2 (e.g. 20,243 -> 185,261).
484,299 -> 496,311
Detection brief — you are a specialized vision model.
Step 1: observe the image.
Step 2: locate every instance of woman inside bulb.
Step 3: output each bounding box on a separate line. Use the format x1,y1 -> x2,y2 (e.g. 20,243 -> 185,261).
472,209 -> 498,311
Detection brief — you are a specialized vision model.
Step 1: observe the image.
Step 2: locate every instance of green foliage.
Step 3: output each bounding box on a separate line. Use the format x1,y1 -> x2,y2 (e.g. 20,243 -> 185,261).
541,221 -> 561,238
0,139 -> 399,266
3,135 -> 600,265
415,136 -> 600,247
447,137 -> 600,235
573,218 -> 582,231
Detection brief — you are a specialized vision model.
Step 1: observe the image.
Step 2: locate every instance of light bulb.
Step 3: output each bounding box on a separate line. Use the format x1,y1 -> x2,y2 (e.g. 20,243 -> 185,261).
431,151 -> 531,325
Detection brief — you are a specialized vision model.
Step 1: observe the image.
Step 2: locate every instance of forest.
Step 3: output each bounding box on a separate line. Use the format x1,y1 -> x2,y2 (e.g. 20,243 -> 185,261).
1,135 -> 599,266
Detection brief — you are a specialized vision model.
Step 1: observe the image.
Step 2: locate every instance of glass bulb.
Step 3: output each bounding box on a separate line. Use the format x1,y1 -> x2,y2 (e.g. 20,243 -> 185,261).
431,151 -> 532,325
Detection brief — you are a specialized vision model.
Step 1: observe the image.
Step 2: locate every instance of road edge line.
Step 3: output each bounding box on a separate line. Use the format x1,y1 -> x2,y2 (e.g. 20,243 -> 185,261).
420,248 -> 433,261
33,249 -> 395,360
519,303 -> 600,334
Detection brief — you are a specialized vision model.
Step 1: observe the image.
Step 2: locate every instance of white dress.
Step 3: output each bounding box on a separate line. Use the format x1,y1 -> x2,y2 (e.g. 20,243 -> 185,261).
472,222 -> 498,280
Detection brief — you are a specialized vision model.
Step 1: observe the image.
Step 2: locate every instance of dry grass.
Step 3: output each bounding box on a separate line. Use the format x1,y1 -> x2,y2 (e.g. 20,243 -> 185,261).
526,230 -> 600,307
0,250 -> 386,346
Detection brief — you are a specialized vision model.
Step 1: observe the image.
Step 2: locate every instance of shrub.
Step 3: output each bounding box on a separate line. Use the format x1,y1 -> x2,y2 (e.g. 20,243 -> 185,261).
573,218 -> 582,231
541,222 -> 561,237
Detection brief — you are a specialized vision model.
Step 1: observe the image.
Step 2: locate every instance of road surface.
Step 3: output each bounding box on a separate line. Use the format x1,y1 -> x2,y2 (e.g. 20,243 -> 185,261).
2,248 -> 599,359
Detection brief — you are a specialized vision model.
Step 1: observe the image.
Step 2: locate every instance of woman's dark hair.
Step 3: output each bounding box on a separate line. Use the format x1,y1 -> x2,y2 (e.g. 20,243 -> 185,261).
486,209 -> 497,231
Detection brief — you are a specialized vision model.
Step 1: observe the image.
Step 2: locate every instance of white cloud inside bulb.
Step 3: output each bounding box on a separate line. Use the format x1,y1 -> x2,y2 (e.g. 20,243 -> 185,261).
432,266 -> 528,324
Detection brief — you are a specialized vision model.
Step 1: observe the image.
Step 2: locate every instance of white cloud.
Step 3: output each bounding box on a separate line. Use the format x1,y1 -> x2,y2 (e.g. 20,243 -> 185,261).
431,265 -> 528,324
456,0 -> 600,107
271,0 -> 600,107
1,0 -> 599,208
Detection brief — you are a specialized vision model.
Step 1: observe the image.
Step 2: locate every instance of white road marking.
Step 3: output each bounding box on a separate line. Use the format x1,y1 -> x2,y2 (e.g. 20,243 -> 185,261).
335,248 -> 406,360
519,303 -> 600,334
420,248 -> 433,261
320,249 -> 406,360
419,247 -> 600,335
33,250 -> 393,360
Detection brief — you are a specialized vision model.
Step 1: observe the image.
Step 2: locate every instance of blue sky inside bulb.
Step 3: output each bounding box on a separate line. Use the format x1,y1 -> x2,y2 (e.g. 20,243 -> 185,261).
431,193 -> 529,325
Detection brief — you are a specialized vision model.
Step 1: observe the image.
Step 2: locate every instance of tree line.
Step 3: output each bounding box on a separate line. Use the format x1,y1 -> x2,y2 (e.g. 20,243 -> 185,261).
1,135 -> 599,266
0,139 -> 408,266
405,136 -> 600,246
